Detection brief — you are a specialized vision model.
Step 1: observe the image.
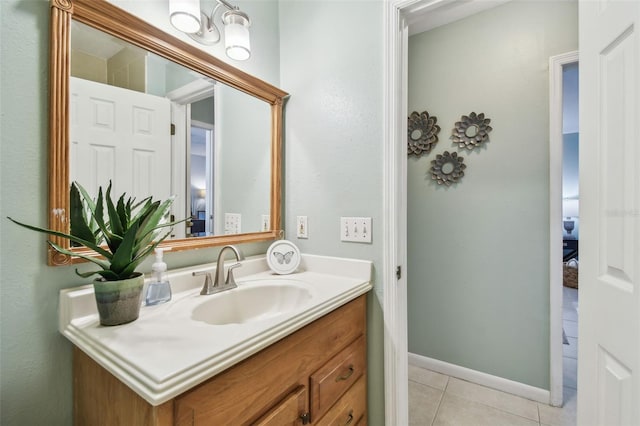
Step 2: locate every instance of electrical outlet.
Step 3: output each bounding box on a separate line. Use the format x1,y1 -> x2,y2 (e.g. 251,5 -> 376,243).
261,215 -> 270,232
340,217 -> 372,243
224,213 -> 241,234
296,216 -> 308,239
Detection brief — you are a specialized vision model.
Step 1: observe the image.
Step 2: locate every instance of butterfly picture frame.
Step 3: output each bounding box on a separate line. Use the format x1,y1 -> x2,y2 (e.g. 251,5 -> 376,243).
266,240 -> 301,275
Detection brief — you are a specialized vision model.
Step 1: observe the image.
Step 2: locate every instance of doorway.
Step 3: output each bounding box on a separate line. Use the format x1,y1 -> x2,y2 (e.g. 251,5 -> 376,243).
189,122 -> 215,237
382,1 -> 580,423
550,52 -> 580,409
560,60 -> 579,410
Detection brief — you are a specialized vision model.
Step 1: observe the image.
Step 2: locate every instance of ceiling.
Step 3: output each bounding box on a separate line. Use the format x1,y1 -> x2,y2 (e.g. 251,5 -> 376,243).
407,0 -> 511,36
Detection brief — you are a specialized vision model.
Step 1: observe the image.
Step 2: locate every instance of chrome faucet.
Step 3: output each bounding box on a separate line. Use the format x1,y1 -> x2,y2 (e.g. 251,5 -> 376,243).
193,245 -> 244,295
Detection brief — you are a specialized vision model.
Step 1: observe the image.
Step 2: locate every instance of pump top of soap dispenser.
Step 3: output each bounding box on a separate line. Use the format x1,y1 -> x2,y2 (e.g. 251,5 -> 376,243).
152,247 -> 171,282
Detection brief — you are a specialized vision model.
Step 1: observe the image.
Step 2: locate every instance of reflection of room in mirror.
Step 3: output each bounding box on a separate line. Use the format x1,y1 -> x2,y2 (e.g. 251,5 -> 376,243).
68,20 -> 273,240
190,118 -> 214,238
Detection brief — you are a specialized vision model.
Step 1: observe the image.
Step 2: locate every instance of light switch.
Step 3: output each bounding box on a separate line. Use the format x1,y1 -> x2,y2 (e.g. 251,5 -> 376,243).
261,215 -> 270,232
296,216 -> 308,239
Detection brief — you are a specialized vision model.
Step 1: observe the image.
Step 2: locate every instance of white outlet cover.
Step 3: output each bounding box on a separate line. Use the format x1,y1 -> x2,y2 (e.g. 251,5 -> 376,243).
296,216 -> 308,239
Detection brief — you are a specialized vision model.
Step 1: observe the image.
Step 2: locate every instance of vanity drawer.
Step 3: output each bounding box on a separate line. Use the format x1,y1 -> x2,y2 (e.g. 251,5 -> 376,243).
310,335 -> 365,422
315,376 -> 366,426
253,385 -> 308,426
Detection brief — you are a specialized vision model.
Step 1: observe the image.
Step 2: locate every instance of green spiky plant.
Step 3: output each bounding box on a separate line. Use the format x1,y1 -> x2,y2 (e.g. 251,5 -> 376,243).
8,181 -> 183,281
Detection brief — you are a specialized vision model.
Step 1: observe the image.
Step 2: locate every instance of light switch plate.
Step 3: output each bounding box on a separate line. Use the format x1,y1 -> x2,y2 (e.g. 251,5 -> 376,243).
261,215 -> 270,232
340,217 -> 372,243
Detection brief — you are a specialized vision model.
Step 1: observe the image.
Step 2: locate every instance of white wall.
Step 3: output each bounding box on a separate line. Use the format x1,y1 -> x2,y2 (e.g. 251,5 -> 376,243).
407,0 -> 578,389
279,1 -> 386,423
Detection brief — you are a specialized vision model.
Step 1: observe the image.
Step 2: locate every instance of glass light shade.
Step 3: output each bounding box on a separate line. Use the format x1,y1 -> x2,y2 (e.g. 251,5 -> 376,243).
169,0 -> 201,34
223,11 -> 251,61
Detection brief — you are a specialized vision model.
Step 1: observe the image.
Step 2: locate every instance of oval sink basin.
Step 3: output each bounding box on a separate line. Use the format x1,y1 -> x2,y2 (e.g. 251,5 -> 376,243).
191,280 -> 313,325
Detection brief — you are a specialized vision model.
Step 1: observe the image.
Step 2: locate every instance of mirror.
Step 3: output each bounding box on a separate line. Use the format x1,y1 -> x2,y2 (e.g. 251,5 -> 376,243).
69,21 -> 271,239
48,0 -> 287,266
441,162 -> 455,175
410,129 -> 423,141
464,125 -> 478,138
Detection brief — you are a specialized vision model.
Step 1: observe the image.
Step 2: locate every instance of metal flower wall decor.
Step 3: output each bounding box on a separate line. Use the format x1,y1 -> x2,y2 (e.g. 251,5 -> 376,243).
430,151 -> 466,186
408,111 -> 441,156
451,112 -> 493,150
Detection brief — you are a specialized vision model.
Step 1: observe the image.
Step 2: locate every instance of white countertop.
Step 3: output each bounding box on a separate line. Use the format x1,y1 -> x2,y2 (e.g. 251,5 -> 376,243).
59,254 -> 373,406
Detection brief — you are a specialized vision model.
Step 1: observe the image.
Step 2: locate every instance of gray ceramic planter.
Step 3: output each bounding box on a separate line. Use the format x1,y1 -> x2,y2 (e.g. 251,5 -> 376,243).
93,273 -> 144,326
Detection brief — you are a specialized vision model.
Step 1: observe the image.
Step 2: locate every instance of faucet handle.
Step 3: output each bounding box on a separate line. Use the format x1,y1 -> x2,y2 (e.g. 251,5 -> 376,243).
226,263 -> 242,287
193,271 -> 213,295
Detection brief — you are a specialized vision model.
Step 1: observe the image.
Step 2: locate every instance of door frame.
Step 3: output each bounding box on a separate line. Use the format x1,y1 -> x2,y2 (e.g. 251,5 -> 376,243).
549,50 -> 579,407
382,1 -> 410,424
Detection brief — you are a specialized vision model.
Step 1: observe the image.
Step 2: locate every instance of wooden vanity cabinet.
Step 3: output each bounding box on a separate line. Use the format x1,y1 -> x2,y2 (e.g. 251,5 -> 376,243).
73,295 -> 367,425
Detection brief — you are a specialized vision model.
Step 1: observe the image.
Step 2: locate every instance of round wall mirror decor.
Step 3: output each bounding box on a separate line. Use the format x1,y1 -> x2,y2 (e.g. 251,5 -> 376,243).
451,112 -> 492,150
408,111 -> 441,156
430,151 -> 466,186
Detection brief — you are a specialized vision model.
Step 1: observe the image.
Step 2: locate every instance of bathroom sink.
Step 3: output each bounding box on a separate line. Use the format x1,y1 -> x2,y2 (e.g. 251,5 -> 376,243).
191,280 -> 313,325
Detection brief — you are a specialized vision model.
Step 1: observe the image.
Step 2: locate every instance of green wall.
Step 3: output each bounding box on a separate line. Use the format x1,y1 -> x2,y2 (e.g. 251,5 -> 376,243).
1,0 -> 387,423
407,1 -> 578,390
217,85 -> 272,233
279,1 -> 385,423
0,0 -> 281,423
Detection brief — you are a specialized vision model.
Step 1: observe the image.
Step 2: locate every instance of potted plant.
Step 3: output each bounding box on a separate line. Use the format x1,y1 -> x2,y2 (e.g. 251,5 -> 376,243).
8,181 -> 182,326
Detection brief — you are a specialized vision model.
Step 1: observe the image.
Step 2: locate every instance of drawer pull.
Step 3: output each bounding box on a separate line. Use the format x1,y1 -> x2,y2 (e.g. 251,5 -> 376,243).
344,410 -> 354,425
335,365 -> 355,382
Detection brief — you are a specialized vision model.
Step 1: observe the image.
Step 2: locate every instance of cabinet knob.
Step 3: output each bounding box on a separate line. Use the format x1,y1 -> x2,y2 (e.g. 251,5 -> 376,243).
300,412 -> 311,425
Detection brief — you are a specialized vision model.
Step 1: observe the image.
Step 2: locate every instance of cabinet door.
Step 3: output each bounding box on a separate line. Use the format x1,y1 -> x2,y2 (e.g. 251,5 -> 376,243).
253,386 -> 308,426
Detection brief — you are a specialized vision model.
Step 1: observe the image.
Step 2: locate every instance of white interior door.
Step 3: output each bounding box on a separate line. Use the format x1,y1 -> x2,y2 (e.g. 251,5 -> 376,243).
70,76 -> 171,203
578,1 -> 640,424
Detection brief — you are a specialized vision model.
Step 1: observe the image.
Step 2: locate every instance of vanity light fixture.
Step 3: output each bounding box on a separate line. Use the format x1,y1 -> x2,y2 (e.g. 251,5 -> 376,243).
169,0 -> 251,61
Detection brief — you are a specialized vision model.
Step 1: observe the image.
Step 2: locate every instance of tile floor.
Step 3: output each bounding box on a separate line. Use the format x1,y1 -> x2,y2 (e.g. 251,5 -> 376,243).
408,286 -> 579,426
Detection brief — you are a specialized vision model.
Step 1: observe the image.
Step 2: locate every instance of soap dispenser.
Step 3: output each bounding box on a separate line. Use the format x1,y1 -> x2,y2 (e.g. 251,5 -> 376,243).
146,247 -> 172,306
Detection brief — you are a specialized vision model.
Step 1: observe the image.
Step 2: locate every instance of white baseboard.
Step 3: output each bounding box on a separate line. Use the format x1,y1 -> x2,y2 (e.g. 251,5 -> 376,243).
408,352 -> 551,404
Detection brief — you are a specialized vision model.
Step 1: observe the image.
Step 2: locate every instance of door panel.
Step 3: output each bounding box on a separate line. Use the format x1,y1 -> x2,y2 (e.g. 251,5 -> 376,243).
70,76 -> 171,202
578,0 -> 640,424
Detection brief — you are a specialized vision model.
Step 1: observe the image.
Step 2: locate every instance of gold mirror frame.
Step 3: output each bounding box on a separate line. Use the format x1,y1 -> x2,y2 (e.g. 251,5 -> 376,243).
48,0 -> 288,266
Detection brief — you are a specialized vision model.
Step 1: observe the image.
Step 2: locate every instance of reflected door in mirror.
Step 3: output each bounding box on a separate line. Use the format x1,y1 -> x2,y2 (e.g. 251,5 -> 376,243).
70,77 -> 171,202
